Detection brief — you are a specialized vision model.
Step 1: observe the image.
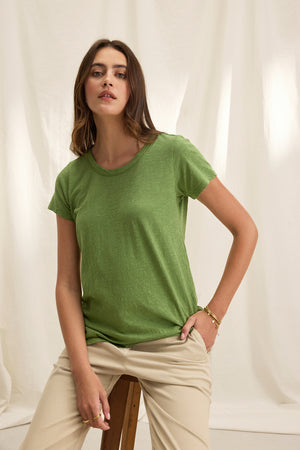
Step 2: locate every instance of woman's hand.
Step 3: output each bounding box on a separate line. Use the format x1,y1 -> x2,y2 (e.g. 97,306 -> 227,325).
73,366 -> 111,430
180,310 -> 219,352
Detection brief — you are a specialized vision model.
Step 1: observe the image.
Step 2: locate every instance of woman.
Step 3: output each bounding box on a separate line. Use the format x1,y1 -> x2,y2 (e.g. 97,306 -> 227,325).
20,38 -> 258,449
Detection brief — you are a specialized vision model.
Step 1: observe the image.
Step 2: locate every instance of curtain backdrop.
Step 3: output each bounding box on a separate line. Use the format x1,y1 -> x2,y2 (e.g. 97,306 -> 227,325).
1,0 -> 300,434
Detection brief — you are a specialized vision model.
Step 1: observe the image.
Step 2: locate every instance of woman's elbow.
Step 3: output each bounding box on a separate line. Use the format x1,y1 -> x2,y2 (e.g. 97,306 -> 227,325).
232,214 -> 258,243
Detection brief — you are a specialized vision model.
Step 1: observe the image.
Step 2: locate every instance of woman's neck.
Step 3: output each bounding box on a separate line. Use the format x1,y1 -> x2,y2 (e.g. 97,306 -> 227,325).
92,114 -> 139,163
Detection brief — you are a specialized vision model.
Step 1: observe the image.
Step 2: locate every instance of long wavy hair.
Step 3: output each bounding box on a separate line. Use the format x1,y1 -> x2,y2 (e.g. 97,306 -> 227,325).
70,38 -> 162,156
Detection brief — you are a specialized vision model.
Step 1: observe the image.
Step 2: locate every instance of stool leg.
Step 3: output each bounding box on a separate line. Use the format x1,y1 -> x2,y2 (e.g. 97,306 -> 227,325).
120,381 -> 141,450
100,378 -> 130,450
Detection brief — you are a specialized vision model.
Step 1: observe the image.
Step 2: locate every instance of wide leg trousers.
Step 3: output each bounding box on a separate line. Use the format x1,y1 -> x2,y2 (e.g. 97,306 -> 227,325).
19,328 -> 212,450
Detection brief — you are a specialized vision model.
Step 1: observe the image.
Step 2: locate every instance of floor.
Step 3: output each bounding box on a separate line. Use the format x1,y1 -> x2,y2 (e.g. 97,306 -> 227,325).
1,421 -> 299,450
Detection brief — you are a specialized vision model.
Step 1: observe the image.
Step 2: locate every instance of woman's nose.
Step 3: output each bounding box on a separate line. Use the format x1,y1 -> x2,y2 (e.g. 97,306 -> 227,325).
103,74 -> 113,86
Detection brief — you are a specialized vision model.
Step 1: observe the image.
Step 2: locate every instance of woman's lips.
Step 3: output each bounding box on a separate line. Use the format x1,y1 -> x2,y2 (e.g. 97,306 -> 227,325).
99,96 -> 115,101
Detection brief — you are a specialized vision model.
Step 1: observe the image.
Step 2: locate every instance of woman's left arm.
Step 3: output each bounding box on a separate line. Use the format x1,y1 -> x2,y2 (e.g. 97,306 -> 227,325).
181,176 -> 258,350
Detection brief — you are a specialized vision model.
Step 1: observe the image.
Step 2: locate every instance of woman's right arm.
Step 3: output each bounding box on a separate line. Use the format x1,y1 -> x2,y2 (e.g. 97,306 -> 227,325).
55,214 -> 110,430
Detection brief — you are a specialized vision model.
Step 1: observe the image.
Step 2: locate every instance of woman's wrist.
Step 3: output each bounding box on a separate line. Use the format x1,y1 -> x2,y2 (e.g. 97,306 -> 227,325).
71,362 -> 94,382
202,305 -> 222,329
204,298 -> 229,322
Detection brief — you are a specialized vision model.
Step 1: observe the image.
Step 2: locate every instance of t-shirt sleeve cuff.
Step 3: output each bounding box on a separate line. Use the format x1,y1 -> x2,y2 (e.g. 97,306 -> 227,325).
48,205 -> 74,221
190,172 -> 217,199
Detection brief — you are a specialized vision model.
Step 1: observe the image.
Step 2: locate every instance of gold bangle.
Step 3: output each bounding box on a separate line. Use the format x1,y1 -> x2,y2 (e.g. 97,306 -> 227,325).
204,306 -> 221,326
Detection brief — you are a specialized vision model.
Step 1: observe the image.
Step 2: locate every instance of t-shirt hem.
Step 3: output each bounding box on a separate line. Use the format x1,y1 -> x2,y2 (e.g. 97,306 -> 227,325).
86,330 -> 186,348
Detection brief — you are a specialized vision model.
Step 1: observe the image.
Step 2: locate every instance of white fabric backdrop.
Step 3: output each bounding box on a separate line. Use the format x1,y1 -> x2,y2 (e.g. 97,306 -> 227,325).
1,0 -> 299,435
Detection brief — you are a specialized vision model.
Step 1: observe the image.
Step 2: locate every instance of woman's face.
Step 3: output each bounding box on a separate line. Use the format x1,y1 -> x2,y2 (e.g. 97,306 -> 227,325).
84,47 -> 130,118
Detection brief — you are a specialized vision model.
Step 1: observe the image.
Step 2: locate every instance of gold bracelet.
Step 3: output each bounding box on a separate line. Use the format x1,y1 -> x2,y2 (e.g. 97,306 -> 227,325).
203,306 -> 221,327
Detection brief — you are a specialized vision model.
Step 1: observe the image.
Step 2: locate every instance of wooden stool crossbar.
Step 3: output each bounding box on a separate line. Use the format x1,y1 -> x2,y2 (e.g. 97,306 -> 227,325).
100,374 -> 141,450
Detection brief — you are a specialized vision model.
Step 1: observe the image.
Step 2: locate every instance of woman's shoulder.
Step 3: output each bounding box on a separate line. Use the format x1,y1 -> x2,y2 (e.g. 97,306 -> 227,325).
155,131 -> 190,147
156,132 -> 197,154
54,153 -> 88,181
157,131 -> 186,141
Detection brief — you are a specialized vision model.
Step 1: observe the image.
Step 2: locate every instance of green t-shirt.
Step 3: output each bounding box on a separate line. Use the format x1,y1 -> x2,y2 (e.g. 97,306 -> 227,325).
48,132 -> 217,347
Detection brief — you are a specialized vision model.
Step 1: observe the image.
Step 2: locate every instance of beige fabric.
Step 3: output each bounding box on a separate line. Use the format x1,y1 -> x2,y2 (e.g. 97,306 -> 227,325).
20,329 -> 211,450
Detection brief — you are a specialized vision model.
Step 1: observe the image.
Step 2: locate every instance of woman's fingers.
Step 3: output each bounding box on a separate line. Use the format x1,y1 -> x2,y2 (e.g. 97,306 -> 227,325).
82,410 -> 110,430
91,410 -> 110,430
81,400 -> 110,430
100,392 -> 111,421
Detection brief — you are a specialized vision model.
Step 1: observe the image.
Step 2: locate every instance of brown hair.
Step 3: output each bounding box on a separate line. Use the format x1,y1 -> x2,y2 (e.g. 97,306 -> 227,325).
70,38 -> 162,156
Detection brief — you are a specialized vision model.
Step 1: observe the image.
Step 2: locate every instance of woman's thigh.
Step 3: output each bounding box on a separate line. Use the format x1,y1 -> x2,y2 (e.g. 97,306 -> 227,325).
127,328 -> 212,449
19,346 -> 121,450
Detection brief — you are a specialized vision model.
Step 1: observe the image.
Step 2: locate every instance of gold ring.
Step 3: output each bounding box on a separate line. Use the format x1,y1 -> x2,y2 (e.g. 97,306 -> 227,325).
81,418 -> 90,424
92,412 -> 102,421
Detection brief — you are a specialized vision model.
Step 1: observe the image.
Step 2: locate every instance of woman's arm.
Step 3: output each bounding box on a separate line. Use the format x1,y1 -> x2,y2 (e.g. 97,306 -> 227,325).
197,176 -> 258,320
181,176 -> 258,350
55,215 -> 110,429
55,215 -> 89,373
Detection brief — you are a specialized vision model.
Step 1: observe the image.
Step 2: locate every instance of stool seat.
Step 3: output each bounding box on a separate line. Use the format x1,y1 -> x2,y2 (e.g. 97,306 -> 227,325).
100,374 -> 141,450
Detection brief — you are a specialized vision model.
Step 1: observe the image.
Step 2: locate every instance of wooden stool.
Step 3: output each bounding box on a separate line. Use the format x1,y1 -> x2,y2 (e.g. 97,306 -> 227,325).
100,374 -> 141,450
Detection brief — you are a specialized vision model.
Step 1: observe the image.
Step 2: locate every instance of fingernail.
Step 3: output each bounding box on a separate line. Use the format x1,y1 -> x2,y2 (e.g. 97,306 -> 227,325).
180,332 -> 185,339
107,412 -> 110,420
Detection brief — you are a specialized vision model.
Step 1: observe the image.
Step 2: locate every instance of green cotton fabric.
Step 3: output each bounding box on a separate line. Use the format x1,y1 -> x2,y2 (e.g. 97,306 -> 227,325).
48,132 -> 217,347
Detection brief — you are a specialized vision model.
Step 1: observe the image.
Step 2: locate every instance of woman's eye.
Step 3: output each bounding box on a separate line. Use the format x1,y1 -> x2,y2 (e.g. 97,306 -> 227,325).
90,71 -> 126,78
92,71 -> 102,77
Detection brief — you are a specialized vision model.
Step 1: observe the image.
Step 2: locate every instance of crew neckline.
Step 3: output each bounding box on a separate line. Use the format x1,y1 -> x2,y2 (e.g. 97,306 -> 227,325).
85,135 -> 161,176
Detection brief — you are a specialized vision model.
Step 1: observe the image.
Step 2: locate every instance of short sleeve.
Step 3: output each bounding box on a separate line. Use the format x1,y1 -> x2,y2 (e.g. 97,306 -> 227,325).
172,135 -> 217,199
48,167 -> 74,221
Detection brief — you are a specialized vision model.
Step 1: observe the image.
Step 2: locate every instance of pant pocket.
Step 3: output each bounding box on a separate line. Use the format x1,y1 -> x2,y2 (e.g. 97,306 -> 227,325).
190,328 -> 208,352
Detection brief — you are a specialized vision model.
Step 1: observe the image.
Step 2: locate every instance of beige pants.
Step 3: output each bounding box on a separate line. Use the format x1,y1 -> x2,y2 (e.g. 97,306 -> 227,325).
20,328 -> 212,450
